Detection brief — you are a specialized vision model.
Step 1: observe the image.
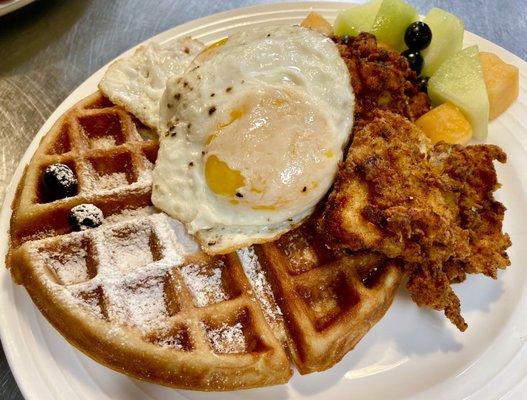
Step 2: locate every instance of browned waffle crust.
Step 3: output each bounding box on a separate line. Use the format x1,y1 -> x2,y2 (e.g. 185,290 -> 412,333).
7,92 -> 402,390
253,222 -> 402,374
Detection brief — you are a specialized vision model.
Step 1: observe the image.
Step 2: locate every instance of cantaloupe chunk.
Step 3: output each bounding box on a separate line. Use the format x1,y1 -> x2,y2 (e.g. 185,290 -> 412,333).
415,103 -> 473,144
479,52 -> 519,120
301,12 -> 333,36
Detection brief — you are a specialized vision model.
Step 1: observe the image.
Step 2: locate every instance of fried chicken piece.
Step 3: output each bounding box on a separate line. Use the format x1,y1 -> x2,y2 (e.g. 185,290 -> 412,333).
335,33 -> 430,126
319,110 -> 510,330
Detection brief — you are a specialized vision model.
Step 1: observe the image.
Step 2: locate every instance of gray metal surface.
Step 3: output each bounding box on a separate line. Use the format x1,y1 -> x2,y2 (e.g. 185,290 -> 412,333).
0,0 -> 525,398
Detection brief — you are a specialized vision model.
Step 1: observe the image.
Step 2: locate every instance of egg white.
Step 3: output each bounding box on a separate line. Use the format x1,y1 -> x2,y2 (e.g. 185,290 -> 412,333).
99,37 -> 204,129
153,25 -> 354,254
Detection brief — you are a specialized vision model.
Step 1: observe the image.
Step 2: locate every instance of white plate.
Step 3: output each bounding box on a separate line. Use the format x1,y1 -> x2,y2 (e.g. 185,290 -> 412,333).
0,0 -> 34,17
2,2 -> 527,399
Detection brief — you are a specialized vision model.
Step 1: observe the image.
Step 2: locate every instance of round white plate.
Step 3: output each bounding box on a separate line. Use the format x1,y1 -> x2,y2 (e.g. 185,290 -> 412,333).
2,2 -> 527,399
0,0 -> 35,17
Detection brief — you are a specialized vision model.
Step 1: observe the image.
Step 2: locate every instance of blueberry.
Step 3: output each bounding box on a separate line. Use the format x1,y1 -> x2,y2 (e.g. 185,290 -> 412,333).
418,76 -> 430,92
42,163 -> 77,200
404,21 -> 432,51
69,204 -> 104,231
402,49 -> 424,74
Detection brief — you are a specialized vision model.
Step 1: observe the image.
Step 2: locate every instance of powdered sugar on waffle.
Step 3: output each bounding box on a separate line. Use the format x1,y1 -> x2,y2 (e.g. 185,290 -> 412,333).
29,213 -> 197,333
103,223 -> 156,271
237,247 -> 286,343
154,332 -> 185,350
205,322 -> 246,353
104,206 -> 157,224
108,274 -> 169,329
81,162 -> 152,196
44,240 -> 90,285
180,261 -> 228,307
91,136 -> 117,149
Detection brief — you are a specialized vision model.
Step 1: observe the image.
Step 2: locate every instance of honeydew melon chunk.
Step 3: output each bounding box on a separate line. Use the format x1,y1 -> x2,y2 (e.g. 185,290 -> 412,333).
428,46 -> 489,140
421,8 -> 464,77
370,0 -> 418,51
334,0 -> 382,37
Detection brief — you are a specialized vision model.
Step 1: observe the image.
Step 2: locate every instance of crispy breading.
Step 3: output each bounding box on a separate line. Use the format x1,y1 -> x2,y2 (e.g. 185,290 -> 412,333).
335,33 -> 430,126
319,110 -> 510,330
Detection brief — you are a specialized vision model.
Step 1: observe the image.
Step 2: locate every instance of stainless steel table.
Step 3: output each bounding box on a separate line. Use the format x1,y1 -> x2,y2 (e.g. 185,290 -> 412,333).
1,0 -> 526,398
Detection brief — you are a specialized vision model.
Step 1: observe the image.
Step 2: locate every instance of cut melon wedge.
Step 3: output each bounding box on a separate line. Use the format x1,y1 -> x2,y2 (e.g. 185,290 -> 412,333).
428,46 -> 489,140
479,51 -> 519,120
370,0 -> 418,51
421,8 -> 464,77
334,0 -> 382,37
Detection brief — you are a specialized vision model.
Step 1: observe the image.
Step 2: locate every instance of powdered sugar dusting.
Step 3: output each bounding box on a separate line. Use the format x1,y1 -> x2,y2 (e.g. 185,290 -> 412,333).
95,171 -> 128,190
152,330 -> 187,350
91,136 -> 117,149
40,238 -> 91,285
105,206 -> 157,225
180,261 -> 228,307
104,225 -> 154,271
205,322 -> 246,353
74,288 -> 104,319
108,275 -> 169,330
237,247 -> 281,317
82,162 -> 129,192
237,247 -> 286,343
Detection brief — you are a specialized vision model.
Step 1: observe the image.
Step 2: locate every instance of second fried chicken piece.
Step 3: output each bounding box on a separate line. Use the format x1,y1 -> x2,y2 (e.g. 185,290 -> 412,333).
319,110 -> 510,330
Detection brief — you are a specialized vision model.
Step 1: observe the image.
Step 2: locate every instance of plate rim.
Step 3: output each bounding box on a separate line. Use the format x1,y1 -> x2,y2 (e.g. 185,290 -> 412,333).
0,0 -> 35,17
2,2 -> 527,400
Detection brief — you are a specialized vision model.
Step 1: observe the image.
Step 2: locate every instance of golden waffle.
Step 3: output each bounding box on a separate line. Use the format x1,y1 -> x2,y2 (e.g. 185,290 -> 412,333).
7,91 -> 403,389
251,221 -> 403,374
7,92 -> 292,390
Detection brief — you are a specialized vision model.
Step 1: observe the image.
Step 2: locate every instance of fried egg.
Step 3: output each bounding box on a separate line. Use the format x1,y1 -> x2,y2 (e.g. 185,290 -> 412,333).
152,25 -> 354,254
99,37 -> 204,129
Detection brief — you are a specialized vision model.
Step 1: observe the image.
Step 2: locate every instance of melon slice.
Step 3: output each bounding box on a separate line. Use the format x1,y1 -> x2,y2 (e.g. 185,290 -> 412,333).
334,0 -> 382,37
428,46 -> 489,140
415,103 -> 473,144
479,52 -> 519,120
421,8 -> 464,77
370,0 -> 418,51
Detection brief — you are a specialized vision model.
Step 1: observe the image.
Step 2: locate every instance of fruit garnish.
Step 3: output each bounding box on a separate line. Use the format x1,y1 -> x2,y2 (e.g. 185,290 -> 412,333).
301,12 -> 333,36
42,163 -> 77,200
402,49 -> 423,74
404,21 -> 432,51
334,0 -> 382,37
370,0 -> 418,51
428,46 -> 489,140
421,8 -> 464,77
415,102 -> 472,144
479,51 -> 519,120
418,76 -> 429,92
69,204 -> 104,231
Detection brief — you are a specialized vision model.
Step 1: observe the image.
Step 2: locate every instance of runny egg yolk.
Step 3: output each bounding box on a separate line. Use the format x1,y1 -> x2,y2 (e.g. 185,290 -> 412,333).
205,155 -> 245,196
